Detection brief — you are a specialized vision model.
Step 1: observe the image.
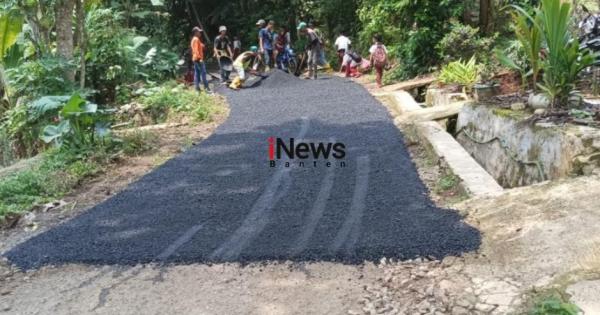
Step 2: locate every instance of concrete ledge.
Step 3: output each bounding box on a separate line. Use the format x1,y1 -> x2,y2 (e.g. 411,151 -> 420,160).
417,121 -> 504,196
395,101 -> 467,124
380,91 -> 423,115
384,91 -> 504,197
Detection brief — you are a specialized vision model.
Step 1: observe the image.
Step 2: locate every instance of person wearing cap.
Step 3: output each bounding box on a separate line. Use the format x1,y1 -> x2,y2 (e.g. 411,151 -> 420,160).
259,20 -> 275,70
190,27 -> 210,93
256,19 -> 266,44
229,46 -> 259,90
297,21 -> 322,79
214,25 -> 234,83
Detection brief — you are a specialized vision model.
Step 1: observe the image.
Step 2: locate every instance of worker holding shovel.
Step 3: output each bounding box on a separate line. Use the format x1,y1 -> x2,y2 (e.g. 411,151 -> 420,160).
229,46 -> 260,90
214,25 -> 234,83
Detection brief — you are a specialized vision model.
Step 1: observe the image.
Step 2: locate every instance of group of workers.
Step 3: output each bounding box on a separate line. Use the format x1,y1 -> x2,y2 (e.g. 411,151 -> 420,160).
189,20 -> 389,92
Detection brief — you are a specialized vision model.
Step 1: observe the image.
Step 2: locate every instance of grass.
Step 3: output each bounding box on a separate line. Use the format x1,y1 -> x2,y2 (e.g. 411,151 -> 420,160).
120,130 -> 159,156
0,148 -> 102,221
138,83 -> 223,124
528,296 -> 580,315
0,133 -> 158,222
437,172 -> 460,192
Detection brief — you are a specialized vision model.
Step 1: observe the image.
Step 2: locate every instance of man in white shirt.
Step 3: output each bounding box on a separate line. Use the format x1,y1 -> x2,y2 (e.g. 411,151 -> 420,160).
334,32 -> 352,66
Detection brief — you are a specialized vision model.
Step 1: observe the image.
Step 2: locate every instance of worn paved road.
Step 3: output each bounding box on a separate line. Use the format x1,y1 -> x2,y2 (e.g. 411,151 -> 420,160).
4,72 -> 480,269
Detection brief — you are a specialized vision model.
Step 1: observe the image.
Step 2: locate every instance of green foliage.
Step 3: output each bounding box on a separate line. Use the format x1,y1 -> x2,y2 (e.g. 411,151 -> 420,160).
437,22 -> 496,65
40,94 -> 114,150
438,173 -> 460,192
535,0 -> 595,108
498,6 -> 542,92
0,9 -> 23,61
121,130 -> 157,156
85,8 -> 138,103
438,57 -> 480,92
85,8 -> 179,104
357,0 -> 464,79
138,84 -> 217,123
5,57 -> 76,99
0,148 -> 102,220
529,297 -> 579,315
509,0 -> 595,107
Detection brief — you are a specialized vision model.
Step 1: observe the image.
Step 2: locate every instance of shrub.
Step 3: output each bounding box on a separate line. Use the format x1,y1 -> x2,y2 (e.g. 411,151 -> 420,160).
529,297 -> 579,315
39,94 -> 115,151
121,130 -> 158,156
509,0 -> 595,107
437,22 -> 496,65
5,57 -> 76,99
85,8 -> 180,104
438,57 -> 480,93
357,0 -> 464,80
138,84 -> 217,123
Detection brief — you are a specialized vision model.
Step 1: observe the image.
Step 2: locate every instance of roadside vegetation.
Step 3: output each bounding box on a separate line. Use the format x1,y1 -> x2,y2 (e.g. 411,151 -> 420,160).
0,1 -> 224,223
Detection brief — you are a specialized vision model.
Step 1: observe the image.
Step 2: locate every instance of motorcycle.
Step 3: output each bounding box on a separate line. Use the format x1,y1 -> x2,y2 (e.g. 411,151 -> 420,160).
579,5 -> 600,65
276,47 -> 297,74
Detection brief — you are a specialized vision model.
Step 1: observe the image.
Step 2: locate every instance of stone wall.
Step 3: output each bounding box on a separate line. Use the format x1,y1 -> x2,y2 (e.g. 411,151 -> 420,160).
455,103 -> 600,187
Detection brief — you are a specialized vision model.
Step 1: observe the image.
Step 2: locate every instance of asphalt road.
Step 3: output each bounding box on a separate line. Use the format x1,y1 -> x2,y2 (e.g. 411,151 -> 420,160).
4,72 -> 480,269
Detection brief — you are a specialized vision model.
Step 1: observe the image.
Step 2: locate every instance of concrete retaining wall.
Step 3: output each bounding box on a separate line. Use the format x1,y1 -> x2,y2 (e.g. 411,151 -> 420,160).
456,104 -> 600,187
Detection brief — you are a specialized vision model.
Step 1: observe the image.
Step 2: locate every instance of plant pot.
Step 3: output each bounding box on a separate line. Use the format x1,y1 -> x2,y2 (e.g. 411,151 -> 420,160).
473,83 -> 499,102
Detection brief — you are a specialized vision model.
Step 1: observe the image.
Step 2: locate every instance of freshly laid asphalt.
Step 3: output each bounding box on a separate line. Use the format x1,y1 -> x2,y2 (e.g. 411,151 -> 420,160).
4,72 -> 480,269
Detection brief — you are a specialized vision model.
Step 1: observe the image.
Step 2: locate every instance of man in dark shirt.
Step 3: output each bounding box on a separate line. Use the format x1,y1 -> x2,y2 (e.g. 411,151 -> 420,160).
259,20 -> 275,70
214,25 -> 234,83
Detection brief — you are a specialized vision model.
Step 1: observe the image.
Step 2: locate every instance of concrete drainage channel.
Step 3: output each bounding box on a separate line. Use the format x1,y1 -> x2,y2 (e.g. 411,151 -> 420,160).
385,90 -> 503,197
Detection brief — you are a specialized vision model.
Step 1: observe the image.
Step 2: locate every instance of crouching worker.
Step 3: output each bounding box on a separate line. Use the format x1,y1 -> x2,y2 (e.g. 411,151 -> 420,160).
229,46 -> 259,90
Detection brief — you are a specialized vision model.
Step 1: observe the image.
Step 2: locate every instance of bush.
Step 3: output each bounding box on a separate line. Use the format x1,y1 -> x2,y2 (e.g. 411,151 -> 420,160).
85,8 -> 180,104
39,94 -> 115,151
85,9 -> 138,104
357,0 -> 464,80
5,57 -> 76,99
138,84 -> 218,123
121,130 -> 158,156
438,57 -> 480,92
437,22 -> 496,65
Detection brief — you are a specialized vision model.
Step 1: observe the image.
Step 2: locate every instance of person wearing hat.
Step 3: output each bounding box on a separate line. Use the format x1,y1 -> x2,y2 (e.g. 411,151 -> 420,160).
297,21 -> 322,79
229,46 -> 260,90
190,27 -> 210,93
214,25 -> 234,83
256,19 -> 266,44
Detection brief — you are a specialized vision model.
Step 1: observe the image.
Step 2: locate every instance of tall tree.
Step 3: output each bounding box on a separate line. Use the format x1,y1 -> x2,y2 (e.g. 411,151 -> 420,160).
75,0 -> 86,88
480,0 -> 491,34
55,0 -> 75,81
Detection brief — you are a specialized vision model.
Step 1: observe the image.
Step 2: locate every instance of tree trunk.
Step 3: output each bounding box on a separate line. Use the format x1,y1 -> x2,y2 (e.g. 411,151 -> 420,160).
75,0 -> 86,89
55,0 -> 76,82
479,0 -> 491,34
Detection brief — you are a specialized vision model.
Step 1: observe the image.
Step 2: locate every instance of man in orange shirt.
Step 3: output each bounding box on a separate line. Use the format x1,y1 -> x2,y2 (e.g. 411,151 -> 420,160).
191,27 -> 211,93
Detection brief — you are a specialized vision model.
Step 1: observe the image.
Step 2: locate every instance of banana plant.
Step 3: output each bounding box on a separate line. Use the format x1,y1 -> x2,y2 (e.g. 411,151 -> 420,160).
0,10 -> 23,62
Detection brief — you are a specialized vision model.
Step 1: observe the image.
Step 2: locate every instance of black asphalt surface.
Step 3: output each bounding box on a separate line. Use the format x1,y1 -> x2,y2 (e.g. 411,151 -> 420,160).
4,72 -> 480,269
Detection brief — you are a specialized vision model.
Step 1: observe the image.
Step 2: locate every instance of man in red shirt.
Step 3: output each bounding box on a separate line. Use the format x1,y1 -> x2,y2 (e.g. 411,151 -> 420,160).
191,27 -> 211,93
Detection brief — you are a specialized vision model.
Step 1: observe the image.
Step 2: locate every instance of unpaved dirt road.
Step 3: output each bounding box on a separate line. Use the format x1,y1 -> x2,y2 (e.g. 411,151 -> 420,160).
4,72 -> 479,269
0,262 -> 378,315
